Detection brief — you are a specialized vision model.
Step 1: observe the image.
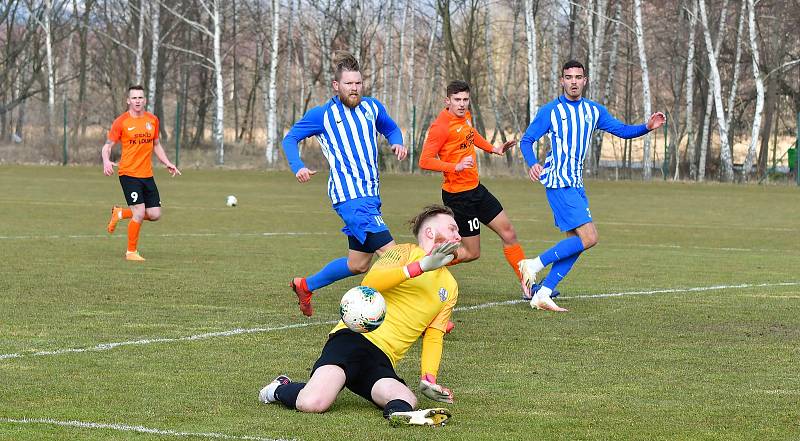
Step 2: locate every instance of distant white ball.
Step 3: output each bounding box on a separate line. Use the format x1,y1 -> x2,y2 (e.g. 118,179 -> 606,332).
226,195 -> 238,207
340,286 -> 386,333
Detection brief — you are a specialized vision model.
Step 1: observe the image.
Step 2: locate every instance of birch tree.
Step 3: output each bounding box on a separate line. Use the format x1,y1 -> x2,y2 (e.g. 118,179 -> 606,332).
742,0 -> 763,179
524,0 -> 539,121
264,0 -> 280,164
161,0 -> 227,164
394,0 -> 408,116
36,0 -> 56,136
683,0 -> 698,180
698,0 -> 734,181
633,0 -> 654,179
135,0 -> 145,84
484,3 -> 506,144
696,0 -> 729,181
147,0 -> 160,112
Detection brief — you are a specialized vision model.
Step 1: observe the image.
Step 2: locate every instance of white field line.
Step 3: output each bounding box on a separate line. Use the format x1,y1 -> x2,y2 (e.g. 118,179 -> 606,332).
0,418 -> 291,441
0,229 -> 795,255
2,281 -> 797,362
0,232 -> 333,240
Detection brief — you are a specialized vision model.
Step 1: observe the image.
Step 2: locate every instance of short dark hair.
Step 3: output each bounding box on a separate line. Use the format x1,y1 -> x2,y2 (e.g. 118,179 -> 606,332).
408,204 -> 455,237
333,50 -> 360,81
446,80 -> 470,97
561,60 -> 586,76
127,85 -> 145,96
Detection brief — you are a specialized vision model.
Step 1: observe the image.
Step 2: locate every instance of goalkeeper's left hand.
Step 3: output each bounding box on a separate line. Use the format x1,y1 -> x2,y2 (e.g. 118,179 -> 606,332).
419,374 -> 453,404
419,241 -> 460,272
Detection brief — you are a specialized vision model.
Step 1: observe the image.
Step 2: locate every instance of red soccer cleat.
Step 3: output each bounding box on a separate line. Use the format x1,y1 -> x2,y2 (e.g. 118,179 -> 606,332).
291,277 -> 314,317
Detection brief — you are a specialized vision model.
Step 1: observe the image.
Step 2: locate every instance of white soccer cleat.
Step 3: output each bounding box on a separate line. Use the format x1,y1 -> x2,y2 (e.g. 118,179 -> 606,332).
518,259 -> 538,293
388,408 -> 451,427
258,375 -> 291,404
531,293 -> 568,312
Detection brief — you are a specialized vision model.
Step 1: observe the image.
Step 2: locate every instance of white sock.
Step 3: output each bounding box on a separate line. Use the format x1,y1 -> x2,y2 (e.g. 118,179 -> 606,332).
531,257 -> 544,273
535,286 -> 553,299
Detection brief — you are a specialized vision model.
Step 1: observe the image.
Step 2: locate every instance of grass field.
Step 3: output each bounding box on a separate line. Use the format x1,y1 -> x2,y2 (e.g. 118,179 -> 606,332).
1,165 -> 799,441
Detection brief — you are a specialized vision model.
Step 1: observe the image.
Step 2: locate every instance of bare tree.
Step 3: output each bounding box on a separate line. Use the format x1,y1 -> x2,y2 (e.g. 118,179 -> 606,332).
524,0 -> 539,121
264,0 -> 280,164
742,0 -> 764,180
633,0 -> 654,179
698,0 -> 733,181
147,0 -> 160,112
683,0 -> 698,180
161,0 -> 227,164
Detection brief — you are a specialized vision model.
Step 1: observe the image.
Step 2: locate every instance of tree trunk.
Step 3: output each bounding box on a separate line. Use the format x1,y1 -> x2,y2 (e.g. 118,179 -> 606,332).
633,0 -> 653,180
381,0 -> 394,103
212,0 -> 225,165
685,0 -> 698,180
743,0 -> 763,181
594,1 -> 622,170
135,0 -> 145,84
549,0 -> 560,99
698,0 -> 733,181
484,3 -> 506,147
524,0 -> 539,121
407,2 -> 416,172
44,0 -> 55,137
147,0 -> 160,112
265,0 -> 280,165
394,0 -> 408,116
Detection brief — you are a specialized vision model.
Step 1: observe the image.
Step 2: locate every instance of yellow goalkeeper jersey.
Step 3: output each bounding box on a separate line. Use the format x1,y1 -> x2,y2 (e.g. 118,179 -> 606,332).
329,243 -> 458,367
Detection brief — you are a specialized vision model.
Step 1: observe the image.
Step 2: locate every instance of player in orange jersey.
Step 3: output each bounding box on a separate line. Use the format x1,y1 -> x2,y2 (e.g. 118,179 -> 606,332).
101,85 -> 181,261
419,80 -> 533,298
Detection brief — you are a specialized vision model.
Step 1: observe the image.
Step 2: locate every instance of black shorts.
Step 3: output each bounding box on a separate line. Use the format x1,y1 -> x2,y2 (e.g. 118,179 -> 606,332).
119,175 -> 161,208
441,183 -> 503,237
348,230 -> 394,253
312,329 -> 405,405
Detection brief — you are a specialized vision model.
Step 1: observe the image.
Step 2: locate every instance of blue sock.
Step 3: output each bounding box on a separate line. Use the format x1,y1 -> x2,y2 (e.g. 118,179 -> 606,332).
542,253 -> 580,290
540,236 -> 584,266
306,257 -> 355,291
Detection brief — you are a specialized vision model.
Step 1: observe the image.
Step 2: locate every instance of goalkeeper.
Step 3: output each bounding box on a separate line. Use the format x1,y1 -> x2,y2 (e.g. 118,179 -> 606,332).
259,205 -> 461,427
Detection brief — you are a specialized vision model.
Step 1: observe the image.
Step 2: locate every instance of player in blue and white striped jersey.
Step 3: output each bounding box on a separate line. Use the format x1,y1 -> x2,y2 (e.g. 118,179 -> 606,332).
518,60 -> 666,312
282,51 -> 408,317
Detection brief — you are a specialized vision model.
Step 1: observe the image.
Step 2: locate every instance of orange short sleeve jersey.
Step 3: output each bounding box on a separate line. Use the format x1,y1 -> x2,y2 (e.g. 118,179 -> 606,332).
419,109 -> 494,193
108,111 -> 160,178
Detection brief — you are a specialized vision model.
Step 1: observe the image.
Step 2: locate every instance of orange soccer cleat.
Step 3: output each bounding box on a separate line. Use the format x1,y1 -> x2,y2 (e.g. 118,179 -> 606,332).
291,277 -> 314,317
107,206 -> 124,234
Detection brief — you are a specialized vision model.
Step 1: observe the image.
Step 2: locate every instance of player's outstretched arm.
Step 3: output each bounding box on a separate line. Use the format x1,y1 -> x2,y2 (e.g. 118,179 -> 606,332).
420,327 -> 453,403
153,139 -> 181,177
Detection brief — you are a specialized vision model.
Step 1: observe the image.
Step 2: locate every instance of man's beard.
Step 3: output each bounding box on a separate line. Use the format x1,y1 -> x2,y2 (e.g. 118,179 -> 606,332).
340,91 -> 361,108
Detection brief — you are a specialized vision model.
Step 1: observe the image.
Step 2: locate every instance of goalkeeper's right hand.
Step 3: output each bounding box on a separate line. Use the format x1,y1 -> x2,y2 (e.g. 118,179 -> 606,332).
419,374 -> 454,404
419,241 -> 460,271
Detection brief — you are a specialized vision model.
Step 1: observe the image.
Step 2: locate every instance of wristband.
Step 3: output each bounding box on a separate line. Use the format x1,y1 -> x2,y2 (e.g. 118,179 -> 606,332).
404,261 -> 423,278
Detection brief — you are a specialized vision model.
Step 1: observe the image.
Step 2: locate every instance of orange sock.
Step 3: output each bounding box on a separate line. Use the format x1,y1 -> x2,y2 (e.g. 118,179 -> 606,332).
127,220 -> 142,252
122,208 -> 133,219
503,243 -> 526,280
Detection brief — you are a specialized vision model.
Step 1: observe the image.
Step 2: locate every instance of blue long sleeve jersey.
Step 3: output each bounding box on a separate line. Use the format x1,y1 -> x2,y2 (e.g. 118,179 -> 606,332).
519,96 -> 651,188
282,96 -> 404,205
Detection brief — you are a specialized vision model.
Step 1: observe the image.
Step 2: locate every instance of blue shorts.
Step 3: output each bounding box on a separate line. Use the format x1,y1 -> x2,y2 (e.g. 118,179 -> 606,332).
333,197 -> 392,251
545,186 -> 592,232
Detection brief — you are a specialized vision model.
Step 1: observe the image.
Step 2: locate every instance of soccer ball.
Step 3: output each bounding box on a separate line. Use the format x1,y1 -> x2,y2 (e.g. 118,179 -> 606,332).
340,286 -> 386,333
226,195 -> 238,207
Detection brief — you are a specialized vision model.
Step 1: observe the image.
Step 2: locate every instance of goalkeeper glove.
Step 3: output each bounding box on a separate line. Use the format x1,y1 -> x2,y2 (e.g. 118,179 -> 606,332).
419,374 -> 453,404
405,241 -> 460,278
